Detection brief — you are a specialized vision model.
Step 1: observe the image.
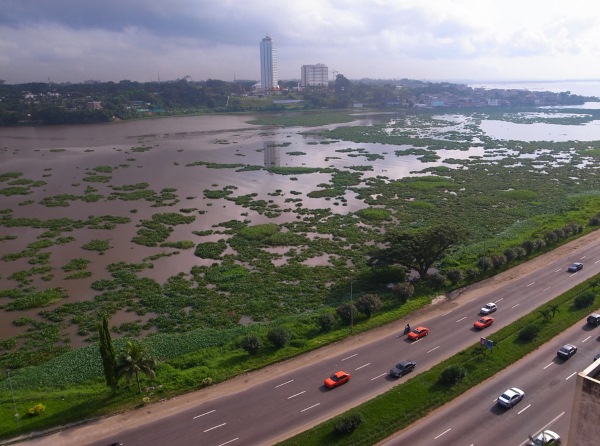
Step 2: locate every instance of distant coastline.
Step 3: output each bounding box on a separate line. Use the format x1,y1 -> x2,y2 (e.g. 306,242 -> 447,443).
467,80 -> 600,98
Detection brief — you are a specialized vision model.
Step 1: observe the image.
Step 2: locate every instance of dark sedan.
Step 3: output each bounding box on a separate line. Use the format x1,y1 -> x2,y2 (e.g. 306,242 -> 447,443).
557,344 -> 577,359
389,360 -> 416,378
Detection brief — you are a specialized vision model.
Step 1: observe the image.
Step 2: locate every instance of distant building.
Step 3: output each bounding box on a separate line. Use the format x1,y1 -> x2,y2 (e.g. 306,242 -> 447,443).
86,101 -> 102,110
259,36 -> 278,92
300,64 -> 328,87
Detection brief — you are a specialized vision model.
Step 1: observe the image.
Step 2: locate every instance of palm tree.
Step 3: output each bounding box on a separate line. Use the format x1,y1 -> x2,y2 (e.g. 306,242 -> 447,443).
116,341 -> 157,393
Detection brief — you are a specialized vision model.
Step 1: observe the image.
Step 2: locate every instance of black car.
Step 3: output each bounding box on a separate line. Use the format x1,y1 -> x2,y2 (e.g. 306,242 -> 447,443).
567,262 -> 583,272
594,353 -> 600,362
557,344 -> 577,359
389,360 -> 416,378
587,313 -> 600,326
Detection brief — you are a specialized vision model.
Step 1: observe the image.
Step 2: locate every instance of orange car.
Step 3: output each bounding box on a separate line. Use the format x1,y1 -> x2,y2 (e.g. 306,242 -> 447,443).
474,316 -> 494,330
407,326 -> 430,340
324,370 -> 351,388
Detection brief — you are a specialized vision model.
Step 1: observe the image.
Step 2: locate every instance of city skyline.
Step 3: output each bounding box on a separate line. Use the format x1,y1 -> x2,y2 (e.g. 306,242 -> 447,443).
2,1 -> 600,85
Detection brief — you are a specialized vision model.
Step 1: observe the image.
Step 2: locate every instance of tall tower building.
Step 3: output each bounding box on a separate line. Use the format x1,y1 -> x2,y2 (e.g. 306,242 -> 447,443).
260,35 -> 278,92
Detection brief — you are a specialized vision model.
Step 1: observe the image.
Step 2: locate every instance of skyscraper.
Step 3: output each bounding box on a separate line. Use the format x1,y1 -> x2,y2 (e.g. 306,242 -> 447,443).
260,36 -> 278,92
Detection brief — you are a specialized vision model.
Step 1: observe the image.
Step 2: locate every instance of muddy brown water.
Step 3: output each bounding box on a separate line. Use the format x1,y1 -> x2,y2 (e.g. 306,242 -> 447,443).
0,113 -> 473,345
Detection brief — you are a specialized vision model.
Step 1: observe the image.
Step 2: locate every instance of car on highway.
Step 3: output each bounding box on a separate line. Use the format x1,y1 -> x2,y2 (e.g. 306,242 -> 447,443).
529,430 -> 561,445
497,387 -> 525,408
567,262 -> 583,272
587,313 -> 600,326
557,344 -> 577,359
474,316 -> 494,330
389,360 -> 417,378
324,370 -> 350,388
407,326 -> 430,340
480,302 -> 497,315
594,353 -> 600,362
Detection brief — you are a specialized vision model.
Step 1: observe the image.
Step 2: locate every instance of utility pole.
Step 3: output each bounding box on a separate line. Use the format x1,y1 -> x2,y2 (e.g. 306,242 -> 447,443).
7,369 -> 20,431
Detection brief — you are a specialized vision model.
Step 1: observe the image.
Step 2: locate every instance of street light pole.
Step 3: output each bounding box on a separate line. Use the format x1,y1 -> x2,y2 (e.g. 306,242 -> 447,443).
350,278 -> 354,333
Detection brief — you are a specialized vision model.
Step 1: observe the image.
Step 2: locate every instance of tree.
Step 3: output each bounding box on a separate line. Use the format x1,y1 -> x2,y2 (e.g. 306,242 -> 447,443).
116,341 -> 157,393
241,334 -> 262,355
355,294 -> 383,318
98,316 -> 117,392
267,327 -> 292,348
371,224 -> 465,279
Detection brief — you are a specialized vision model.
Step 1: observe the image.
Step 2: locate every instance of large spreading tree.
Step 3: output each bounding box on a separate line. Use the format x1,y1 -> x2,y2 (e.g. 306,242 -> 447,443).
370,223 -> 466,279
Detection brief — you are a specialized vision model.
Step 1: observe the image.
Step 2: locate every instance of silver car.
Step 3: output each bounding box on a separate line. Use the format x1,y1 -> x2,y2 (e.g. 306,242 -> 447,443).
480,302 -> 497,315
497,387 -> 524,408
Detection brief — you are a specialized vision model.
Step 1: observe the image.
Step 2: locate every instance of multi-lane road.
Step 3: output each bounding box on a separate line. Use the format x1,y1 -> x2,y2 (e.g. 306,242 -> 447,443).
31,241 -> 600,446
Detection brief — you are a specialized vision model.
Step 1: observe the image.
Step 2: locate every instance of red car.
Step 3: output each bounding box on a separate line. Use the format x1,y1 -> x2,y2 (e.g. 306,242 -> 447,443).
324,370 -> 351,388
474,316 -> 494,330
407,326 -> 430,340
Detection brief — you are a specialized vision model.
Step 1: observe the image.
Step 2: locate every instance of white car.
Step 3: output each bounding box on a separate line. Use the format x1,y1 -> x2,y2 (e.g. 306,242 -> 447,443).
497,387 -> 525,408
480,302 -> 497,315
530,430 -> 560,445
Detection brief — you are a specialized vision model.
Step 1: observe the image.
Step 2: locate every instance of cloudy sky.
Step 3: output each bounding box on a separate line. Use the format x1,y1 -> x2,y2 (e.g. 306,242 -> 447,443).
1,0 -> 599,85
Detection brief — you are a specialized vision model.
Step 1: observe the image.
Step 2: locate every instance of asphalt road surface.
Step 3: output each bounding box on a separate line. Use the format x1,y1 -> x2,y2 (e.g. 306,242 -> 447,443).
23,236 -> 600,446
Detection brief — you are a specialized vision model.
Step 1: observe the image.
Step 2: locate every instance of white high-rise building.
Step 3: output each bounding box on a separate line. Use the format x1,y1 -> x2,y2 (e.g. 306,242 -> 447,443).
260,36 -> 278,92
300,64 -> 329,87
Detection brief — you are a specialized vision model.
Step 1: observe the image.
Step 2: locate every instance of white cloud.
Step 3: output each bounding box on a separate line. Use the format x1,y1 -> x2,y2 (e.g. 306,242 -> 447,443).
2,0 -> 600,83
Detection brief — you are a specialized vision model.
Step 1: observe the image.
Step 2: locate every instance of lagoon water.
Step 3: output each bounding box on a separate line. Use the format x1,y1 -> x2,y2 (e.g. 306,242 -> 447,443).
2,87 -> 600,343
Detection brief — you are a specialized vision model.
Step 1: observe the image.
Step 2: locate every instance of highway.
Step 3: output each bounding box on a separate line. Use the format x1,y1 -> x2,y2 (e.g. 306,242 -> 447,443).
380,318 -> 600,445
69,240 -> 600,446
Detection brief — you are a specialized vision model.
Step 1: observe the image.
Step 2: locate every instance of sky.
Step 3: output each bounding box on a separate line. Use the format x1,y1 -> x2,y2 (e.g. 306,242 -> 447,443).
1,0 -> 600,85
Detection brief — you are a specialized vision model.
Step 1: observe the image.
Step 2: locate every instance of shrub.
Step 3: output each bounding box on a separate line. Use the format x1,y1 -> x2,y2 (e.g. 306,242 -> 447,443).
503,248 -> 517,262
446,269 -> 463,286
240,335 -> 262,355
517,324 -> 540,342
355,294 -> 383,318
317,313 -> 337,332
336,303 -> 357,325
438,365 -> 466,386
521,240 -> 534,255
573,291 -> 596,310
392,282 -> 414,301
201,377 -> 213,387
27,403 -> 46,416
477,256 -> 492,272
427,272 -> 446,290
491,254 -> 506,269
267,327 -> 292,348
333,413 -> 363,435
